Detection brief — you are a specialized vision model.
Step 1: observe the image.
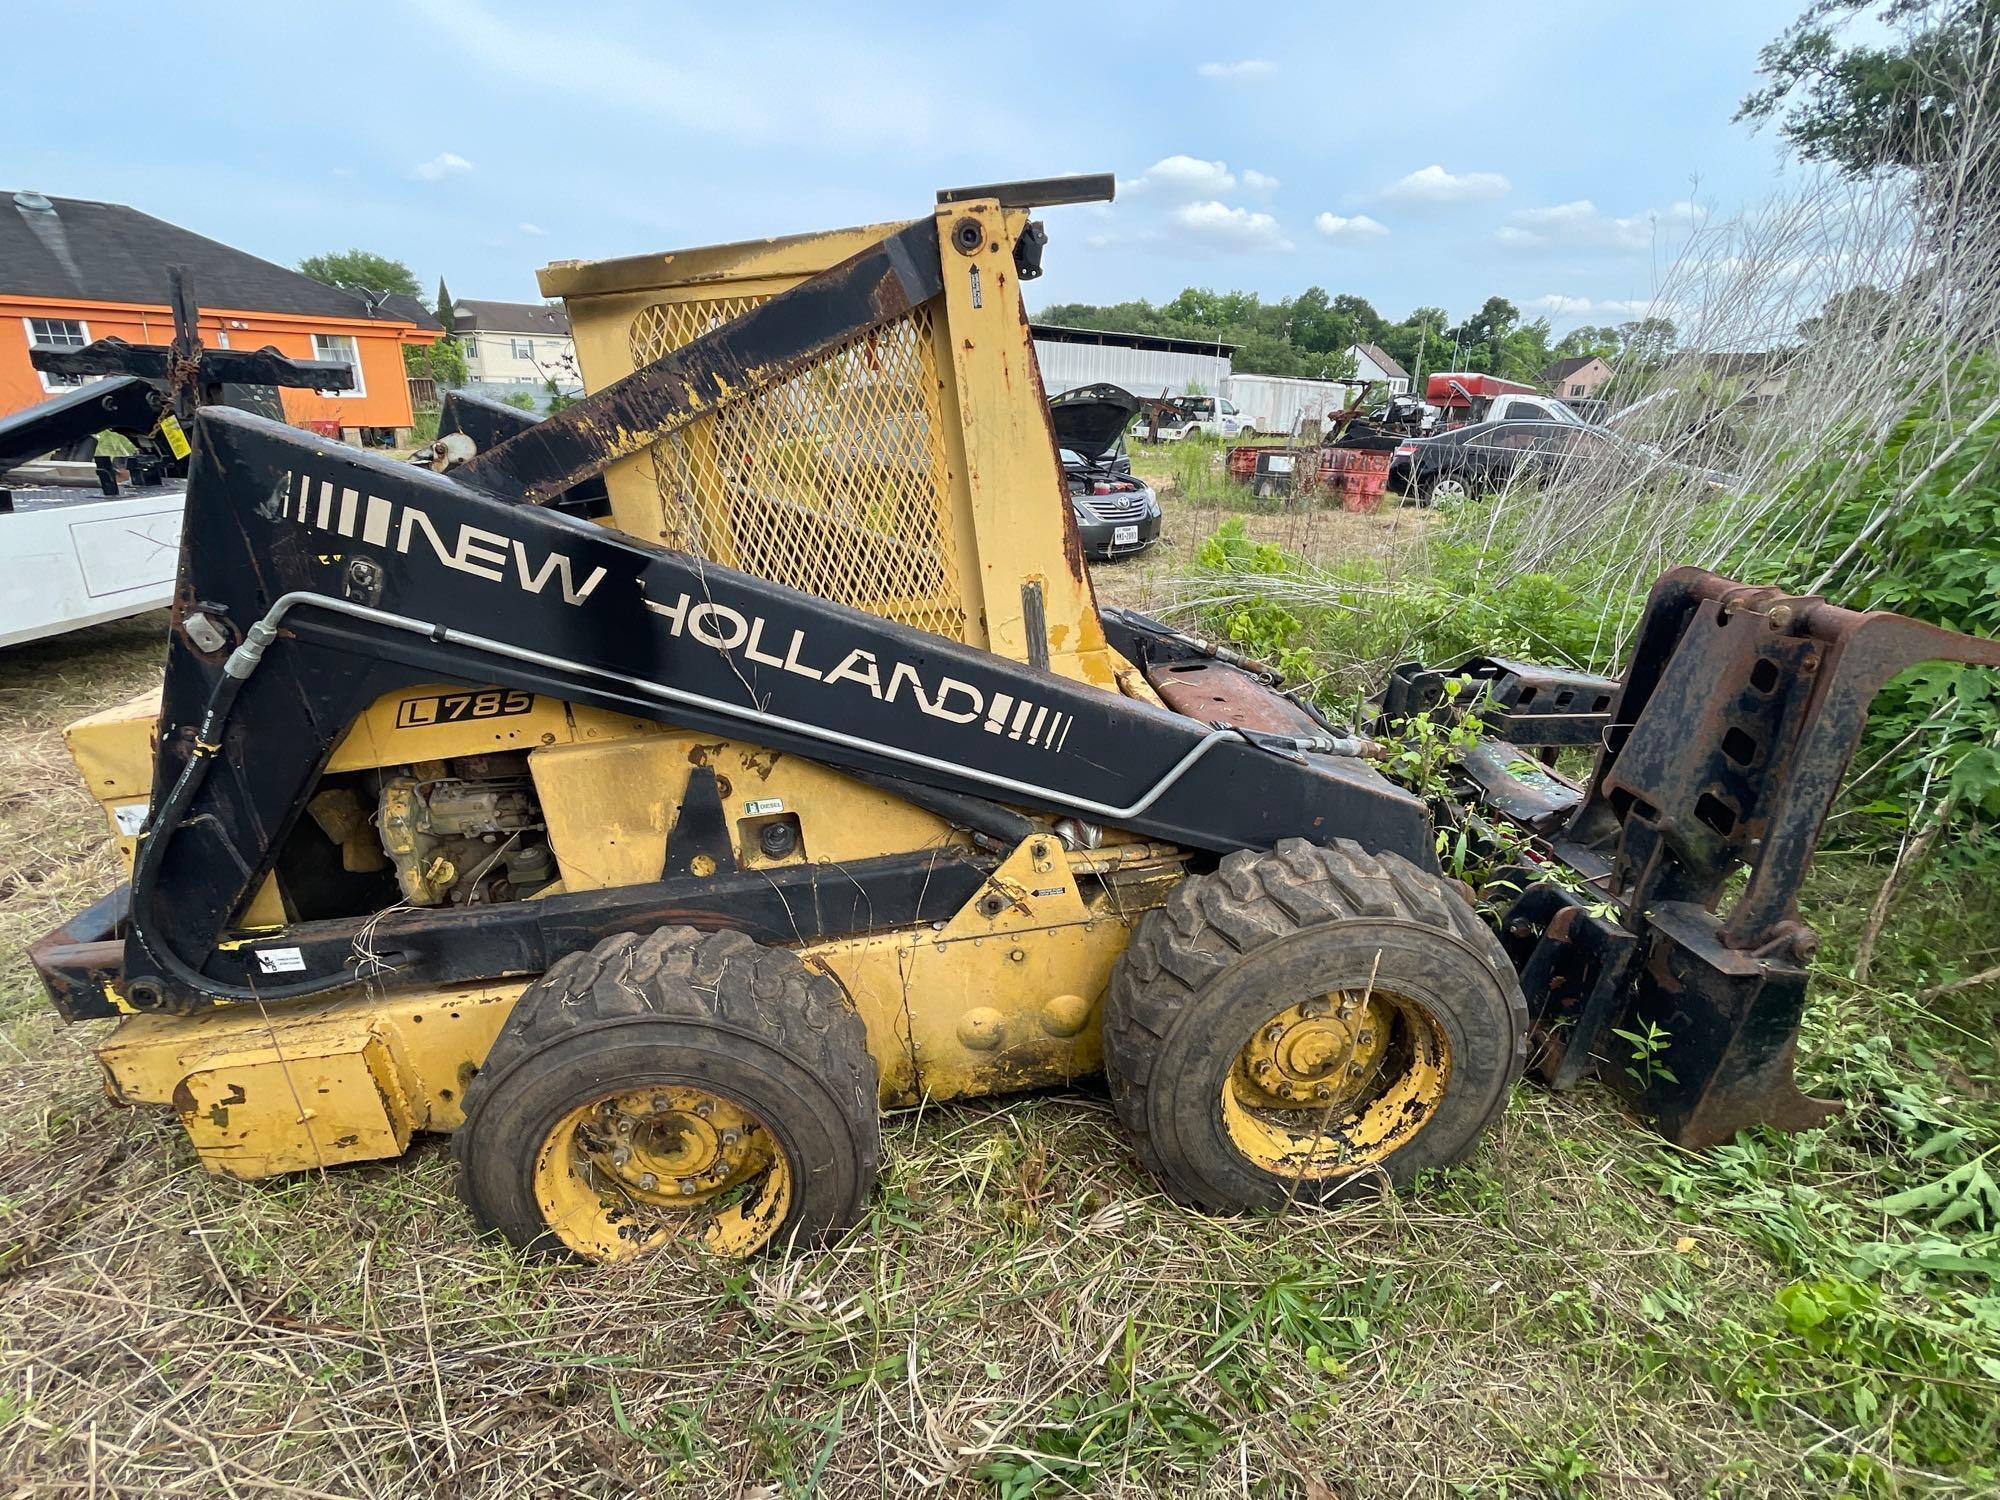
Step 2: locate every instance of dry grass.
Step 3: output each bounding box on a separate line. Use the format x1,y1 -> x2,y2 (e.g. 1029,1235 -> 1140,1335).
1089,454 -> 1436,619
7,610 -> 1989,1498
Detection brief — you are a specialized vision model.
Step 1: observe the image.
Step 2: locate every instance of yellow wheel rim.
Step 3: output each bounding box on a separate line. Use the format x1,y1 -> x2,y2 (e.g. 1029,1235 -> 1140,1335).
530,1085 -> 793,1261
1221,987 -> 1450,1181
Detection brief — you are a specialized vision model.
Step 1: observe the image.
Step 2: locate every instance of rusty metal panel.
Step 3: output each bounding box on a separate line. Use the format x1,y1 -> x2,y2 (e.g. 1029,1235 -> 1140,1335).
1411,565 -> 2000,1146
458,218 -> 947,505
623,293 -> 971,641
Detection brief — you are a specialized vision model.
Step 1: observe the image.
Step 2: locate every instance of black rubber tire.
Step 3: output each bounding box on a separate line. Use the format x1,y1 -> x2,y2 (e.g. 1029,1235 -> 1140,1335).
455,926 -> 878,1259
1102,838 -> 1527,1212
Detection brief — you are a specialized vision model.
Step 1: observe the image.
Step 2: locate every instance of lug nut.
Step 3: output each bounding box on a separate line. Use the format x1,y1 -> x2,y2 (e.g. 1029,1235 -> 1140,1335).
720,1128 -> 741,1146
611,1146 -> 632,1166
1264,1024 -> 1285,1042
1357,1030 -> 1375,1046
1253,1058 -> 1273,1074
638,1172 -> 658,1191
694,1099 -> 713,1118
1315,1084 -> 1333,1100
677,1177 -> 699,1196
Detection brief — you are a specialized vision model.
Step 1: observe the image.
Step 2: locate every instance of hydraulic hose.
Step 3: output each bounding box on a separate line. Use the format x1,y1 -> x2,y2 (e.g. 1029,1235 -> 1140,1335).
126,620 -> 368,1005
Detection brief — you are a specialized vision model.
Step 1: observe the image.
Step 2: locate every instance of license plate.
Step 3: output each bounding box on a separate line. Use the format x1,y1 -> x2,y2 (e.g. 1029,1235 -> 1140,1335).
1113,525 -> 1139,546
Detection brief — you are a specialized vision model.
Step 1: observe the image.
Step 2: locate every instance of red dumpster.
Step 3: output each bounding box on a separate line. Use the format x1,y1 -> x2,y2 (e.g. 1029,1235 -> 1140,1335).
1339,450 -> 1390,512
1320,445 -> 1391,512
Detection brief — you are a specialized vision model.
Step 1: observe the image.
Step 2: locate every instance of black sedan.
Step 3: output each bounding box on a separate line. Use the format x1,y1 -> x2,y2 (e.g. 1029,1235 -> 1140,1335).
1388,419 -> 1737,502
1049,384 -> 1162,559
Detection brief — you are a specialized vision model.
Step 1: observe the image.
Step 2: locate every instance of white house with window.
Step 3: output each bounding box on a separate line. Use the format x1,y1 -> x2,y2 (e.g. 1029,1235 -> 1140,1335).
449,298 -> 574,385
1346,342 -> 1412,395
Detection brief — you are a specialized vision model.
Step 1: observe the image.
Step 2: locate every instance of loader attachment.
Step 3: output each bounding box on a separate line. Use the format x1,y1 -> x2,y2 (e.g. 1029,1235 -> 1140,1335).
1383,567 -> 2000,1147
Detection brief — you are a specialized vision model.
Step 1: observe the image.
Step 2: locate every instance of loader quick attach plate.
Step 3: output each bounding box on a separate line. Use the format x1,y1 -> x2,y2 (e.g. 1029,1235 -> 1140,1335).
1386,567 -> 2000,1147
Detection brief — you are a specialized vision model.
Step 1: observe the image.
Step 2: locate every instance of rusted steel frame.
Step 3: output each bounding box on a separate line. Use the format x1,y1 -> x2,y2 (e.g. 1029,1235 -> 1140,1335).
31,270 -> 354,417
0,375 -> 161,474
456,216 -> 946,504
1144,657 -> 1326,737
27,884 -> 128,1023
33,339 -> 354,391
1721,598 -> 2000,948
1503,887 -> 1640,1091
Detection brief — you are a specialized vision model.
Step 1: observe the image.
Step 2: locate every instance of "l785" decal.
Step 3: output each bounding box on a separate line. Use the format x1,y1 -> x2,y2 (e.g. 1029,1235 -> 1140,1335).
395,689 -> 536,729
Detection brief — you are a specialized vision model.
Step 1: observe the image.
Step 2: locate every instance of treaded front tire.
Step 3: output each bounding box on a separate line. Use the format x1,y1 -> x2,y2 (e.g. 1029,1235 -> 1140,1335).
455,927 -> 878,1261
1102,838 -> 1526,1212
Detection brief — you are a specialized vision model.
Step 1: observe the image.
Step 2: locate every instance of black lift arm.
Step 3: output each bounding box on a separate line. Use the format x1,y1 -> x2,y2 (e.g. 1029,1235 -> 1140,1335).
119,215 -> 1432,1013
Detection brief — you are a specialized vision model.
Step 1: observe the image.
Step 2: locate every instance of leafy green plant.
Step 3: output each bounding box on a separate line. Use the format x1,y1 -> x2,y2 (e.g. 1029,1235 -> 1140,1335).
1611,1019 -> 1680,1089
974,1316 -> 1230,1497
1873,1148 -> 2000,1233
1192,519 -> 1315,678
402,338 -> 467,389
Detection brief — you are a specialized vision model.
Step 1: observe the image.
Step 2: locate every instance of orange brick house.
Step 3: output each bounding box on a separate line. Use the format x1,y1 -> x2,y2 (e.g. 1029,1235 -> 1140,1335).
1,190 -> 440,440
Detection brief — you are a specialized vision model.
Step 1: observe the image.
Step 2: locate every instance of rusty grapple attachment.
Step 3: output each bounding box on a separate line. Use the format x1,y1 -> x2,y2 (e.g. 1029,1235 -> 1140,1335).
1381,566 -> 2000,1148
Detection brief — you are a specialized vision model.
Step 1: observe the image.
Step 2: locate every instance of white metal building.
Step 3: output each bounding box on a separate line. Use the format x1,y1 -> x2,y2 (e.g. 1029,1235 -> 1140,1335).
1031,323 -> 1235,401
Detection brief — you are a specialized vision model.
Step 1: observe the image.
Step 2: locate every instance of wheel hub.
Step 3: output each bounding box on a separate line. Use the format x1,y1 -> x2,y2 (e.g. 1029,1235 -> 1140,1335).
1220,983 -> 1451,1181
576,1087 -> 773,1206
1235,994 -> 1390,1110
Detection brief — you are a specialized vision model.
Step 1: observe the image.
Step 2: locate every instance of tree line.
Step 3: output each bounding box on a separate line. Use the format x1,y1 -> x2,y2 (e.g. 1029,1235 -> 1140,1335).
1035,286 -> 1679,386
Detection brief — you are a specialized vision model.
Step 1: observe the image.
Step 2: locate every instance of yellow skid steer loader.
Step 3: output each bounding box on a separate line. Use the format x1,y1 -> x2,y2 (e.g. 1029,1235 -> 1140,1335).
28,175 -> 2000,1260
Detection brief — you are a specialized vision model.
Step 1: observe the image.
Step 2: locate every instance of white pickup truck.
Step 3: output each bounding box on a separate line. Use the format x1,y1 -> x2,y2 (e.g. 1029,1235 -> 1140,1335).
1140,395 -> 1259,442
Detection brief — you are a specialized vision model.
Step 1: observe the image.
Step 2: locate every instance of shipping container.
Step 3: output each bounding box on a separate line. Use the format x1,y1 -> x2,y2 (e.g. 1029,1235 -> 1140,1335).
1220,373 -> 1370,439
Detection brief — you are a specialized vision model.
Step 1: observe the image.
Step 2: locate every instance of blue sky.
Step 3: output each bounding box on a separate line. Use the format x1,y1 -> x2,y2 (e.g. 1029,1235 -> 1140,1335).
5,0 -> 1808,329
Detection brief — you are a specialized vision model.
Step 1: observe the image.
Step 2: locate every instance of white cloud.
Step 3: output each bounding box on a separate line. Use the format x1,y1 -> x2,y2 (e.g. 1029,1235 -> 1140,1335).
1197,58 -> 1276,81
518,221 -> 547,236
1123,155 -> 1236,198
1315,212 -> 1389,244
1499,199 -> 1702,251
1527,293 -> 1669,319
331,166 -> 356,179
412,151 -> 473,181
1165,200 -> 1293,254
1379,165 -> 1510,206
1241,168 -> 1280,194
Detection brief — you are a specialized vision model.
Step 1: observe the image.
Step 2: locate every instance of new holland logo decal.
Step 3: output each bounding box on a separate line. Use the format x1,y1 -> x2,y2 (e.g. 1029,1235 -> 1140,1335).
644,591 -> 1076,753
277,471 -> 607,605
273,472 -> 1074,755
